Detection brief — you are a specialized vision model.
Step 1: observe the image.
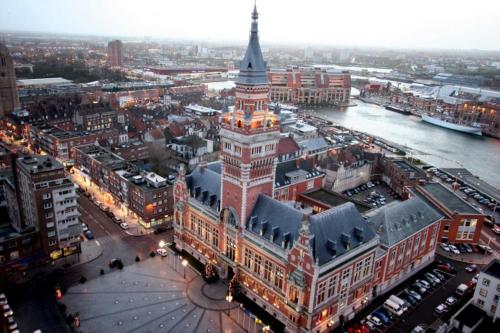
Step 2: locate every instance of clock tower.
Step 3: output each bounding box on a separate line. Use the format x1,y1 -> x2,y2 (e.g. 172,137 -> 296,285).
220,4 -> 280,226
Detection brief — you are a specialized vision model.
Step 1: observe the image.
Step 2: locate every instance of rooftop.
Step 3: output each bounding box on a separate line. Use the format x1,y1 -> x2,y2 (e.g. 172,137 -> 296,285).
186,162 -> 221,211
418,182 -> 479,215
454,303 -> 485,328
391,160 -> 426,178
287,122 -> 318,134
483,259 -> 500,280
17,77 -> 73,87
365,196 -> 443,246
17,155 -> 63,174
300,188 -> 372,213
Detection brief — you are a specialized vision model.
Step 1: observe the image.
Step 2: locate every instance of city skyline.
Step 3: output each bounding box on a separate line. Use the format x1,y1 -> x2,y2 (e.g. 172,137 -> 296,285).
1,0 -> 500,51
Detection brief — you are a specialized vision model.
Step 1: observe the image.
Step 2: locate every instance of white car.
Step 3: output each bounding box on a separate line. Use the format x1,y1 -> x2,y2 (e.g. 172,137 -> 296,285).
435,303 -> 448,315
366,315 -> 382,326
156,248 -> 168,257
445,296 -> 457,306
439,243 -> 450,252
82,223 -> 89,232
119,222 -> 129,230
448,244 -> 460,254
412,325 -> 425,333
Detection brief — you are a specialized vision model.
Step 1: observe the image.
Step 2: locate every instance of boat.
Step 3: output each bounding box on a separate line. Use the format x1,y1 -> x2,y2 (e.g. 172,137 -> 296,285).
384,104 -> 412,116
421,114 -> 482,136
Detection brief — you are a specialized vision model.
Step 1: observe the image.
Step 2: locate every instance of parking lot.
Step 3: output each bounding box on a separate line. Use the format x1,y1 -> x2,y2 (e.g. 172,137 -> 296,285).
343,181 -> 400,208
342,255 -> 477,333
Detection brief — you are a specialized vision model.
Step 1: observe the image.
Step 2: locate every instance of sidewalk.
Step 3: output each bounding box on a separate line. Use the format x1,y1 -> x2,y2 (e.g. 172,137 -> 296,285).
75,239 -> 103,266
436,247 -> 498,265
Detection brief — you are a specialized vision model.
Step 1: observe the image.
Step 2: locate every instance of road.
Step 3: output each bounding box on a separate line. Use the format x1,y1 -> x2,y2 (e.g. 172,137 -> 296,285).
10,195 -> 173,333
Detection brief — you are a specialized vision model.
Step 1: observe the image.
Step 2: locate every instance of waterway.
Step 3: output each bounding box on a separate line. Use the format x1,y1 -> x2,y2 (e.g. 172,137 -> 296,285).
316,100 -> 500,188
206,80 -> 500,188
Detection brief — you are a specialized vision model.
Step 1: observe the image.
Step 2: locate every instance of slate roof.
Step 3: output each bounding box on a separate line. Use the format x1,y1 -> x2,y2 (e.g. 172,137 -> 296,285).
186,161 -> 221,210
298,137 -> 330,153
309,203 -> 377,265
246,195 -> 304,248
365,196 -> 443,246
274,158 -> 323,188
246,195 -> 377,266
236,4 -> 268,86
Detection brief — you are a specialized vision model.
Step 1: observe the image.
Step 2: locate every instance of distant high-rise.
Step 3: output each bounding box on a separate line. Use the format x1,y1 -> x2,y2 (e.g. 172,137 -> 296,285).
0,43 -> 20,116
107,40 -> 123,67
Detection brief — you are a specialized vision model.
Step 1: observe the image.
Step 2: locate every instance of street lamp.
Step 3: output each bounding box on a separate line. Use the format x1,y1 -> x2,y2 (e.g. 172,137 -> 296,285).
225,294 -> 233,316
182,259 -> 188,279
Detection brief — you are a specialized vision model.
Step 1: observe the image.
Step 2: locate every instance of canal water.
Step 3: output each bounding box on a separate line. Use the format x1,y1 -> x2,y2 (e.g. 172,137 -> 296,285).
317,100 -> 500,188
206,81 -> 500,188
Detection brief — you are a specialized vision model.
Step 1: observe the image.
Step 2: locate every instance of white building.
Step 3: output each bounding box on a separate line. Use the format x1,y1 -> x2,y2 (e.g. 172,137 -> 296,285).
472,259 -> 500,321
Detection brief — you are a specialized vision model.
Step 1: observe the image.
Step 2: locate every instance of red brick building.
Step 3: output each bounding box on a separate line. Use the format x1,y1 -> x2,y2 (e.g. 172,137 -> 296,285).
382,159 -> 428,198
174,7 -> 379,332
268,66 -> 351,106
416,182 -> 485,244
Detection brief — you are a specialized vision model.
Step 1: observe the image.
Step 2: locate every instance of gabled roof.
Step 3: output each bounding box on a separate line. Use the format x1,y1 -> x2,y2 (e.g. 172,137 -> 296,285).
365,196 -> 443,246
236,4 -> 268,86
186,161 -> 221,210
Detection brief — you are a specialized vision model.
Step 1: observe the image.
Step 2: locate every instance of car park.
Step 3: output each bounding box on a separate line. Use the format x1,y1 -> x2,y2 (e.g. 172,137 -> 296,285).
445,296 -> 457,306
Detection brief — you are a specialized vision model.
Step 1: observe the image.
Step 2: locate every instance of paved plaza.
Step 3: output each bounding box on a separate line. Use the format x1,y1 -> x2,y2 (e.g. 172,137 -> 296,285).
65,256 -> 253,333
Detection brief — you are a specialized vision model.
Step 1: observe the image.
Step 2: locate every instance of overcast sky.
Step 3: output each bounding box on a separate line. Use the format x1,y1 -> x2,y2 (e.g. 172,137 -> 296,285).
1,0 -> 499,50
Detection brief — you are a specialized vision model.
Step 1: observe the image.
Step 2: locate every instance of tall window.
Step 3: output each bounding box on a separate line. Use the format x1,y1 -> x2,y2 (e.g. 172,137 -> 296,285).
327,275 -> 338,298
225,237 -> 236,261
254,254 -> 262,275
264,260 -> 272,282
244,248 -> 252,269
316,281 -> 327,305
275,268 -> 284,290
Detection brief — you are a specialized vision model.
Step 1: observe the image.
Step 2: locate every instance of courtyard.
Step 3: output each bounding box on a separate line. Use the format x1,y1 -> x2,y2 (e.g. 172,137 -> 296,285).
64,255 -> 257,333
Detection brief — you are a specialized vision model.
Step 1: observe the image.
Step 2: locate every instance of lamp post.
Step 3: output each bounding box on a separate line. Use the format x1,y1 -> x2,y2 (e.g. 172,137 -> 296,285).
182,259 -> 188,279
225,294 -> 233,316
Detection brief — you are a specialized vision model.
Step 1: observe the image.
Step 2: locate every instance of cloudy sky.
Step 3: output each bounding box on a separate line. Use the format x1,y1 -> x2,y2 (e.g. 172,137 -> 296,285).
1,0 -> 499,50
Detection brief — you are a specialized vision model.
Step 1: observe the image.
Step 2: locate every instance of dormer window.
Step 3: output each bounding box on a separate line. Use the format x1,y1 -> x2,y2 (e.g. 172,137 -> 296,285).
248,62 -> 252,68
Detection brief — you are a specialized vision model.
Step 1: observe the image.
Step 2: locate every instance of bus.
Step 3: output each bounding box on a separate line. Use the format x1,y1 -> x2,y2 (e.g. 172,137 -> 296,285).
383,299 -> 404,316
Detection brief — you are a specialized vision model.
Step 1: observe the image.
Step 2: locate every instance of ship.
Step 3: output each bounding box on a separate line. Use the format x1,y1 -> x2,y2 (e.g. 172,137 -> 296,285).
421,114 -> 482,136
384,104 -> 412,116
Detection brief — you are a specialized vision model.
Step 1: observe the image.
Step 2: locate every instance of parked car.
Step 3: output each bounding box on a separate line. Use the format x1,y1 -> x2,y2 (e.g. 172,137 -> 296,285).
478,244 -> 493,254
434,303 -> 448,315
366,315 -> 382,326
439,243 -> 450,252
84,230 -> 94,240
112,217 -> 122,224
412,325 -> 426,333
82,223 -> 89,232
448,244 -> 460,254
465,264 -> 478,273
437,262 -> 456,273
119,222 -> 129,230
463,244 -> 473,253
416,279 -> 431,289
432,269 -> 445,280
422,275 -> 437,287
445,296 -> 457,306
400,292 -> 418,305
360,319 -> 376,331
406,289 -> 422,301
411,283 -> 427,294
425,272 -> 441,284
373,309 -> 391,324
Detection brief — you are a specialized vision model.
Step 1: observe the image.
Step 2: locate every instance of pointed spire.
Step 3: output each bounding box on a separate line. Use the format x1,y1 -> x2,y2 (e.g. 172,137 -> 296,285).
236,2 -> 267,86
